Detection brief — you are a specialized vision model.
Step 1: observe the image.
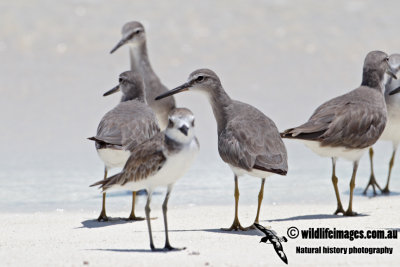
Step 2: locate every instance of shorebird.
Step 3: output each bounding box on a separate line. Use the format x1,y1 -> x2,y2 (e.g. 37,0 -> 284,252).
281,51 -> 397,216
364,53 -> 400,195
110,21 -> 176,129
155,69 -> 288,231
91,108 -> 199,251
88,71 -> 159,221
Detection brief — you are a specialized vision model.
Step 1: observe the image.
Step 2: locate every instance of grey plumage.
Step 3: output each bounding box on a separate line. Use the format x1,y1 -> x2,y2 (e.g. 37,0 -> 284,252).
110,21 -> 176,129
88,70 -> 159,221
218,101 -> 287,175
281,87 -> 387,149
91,108 -> 199,251
365,53 -> 400,194
91,133 -> 166,190
281,50 -> 395,216
155,68 -> 287,230
90,101 -> 159,151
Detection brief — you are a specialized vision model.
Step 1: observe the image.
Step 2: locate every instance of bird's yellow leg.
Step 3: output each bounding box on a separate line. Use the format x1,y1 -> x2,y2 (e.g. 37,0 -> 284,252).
127,191 -> 145,221
345,161 -> 359,216
382,147 -> 397,194
331,158 -> 345,215
363,147 -> 382,195
222,175 -> 247,231
97,168 -> 108,222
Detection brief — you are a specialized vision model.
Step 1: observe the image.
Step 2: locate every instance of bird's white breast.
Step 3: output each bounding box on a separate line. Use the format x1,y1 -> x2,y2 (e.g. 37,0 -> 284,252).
97,148 -> 130,169
300,140 -> 367,162
380,106 -> 400,145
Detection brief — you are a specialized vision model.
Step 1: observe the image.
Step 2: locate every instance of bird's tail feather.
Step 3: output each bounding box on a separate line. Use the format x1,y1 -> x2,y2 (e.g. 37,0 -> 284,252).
87,136 -> 98,141
90,173 -> 122,191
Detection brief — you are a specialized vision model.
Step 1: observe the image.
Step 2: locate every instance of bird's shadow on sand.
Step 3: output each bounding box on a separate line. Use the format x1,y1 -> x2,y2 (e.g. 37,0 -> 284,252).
169,228 -> 263,236
265,213 -> 368,222
351,187 -> 400,197
78,217 -> 146,229
88,248 -> 183,253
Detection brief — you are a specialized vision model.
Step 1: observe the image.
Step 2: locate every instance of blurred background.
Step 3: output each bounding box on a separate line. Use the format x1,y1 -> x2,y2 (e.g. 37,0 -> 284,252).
1,0 -> 399,213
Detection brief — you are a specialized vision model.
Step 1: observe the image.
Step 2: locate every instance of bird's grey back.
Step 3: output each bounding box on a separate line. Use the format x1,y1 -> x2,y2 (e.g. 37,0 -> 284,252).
95,100 -> 160,150
282,86 -> 387,149
218,100 -> 288,174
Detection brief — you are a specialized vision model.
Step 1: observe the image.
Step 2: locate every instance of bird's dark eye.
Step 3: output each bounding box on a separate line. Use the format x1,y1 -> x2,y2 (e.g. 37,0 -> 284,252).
168,119 -> 174,128
135,29 -> 141,34
386,57 -> 389,62
196,76 -> 204,82
119,78 -> 123,83
191,120 -> 195,127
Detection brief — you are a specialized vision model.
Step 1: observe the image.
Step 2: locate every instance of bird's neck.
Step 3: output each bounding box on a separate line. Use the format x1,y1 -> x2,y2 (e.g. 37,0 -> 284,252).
361,68 -> 385,92
208,86 -> 232,133
120,90 -> 146,103
129,42 -> 159,82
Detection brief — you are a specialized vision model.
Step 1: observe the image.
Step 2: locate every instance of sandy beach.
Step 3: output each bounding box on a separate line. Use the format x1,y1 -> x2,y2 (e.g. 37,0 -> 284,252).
2,0 -> 400,266
1,195 -> 399,267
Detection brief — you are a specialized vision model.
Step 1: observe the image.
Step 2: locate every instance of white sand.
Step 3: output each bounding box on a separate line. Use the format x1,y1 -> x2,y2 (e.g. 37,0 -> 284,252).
1,196 -> 399,267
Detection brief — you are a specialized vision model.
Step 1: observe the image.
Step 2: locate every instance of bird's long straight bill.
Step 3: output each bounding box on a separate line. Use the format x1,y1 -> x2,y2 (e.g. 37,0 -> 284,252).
110,39 -> 126,54
386,69 -> 398,80
155,83 -> 190,100
103,85 -> 120,96
389,87 -> 400,95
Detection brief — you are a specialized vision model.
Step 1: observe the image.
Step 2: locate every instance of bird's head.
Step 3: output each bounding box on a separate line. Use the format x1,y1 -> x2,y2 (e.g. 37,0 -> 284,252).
103,71 -> 145,102
362,51 -> 397,86
155,69 -> 222,100
388,54 -> 400,95
110,21 -> 146,53
165,108 -> 196,144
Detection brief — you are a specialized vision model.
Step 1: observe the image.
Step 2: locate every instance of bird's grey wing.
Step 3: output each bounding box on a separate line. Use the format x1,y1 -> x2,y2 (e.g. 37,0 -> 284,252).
281,97 -> 339,139
95,102 -> 159,148
320,102 -> 386,148
97,133 -> 167,190
94,104 -> 133,146
122,115 -> 160,151
218,109 -> 288,175
281,88 -> 386,150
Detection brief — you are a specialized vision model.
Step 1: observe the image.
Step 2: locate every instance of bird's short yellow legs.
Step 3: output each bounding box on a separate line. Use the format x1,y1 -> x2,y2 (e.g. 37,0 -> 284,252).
98,168 -> 108,222
382,148 -> 397,194
363,148 -> 382,195
222,175 -> 246,231
331,158 -> 345,215
344,161 -> 359,216
127,191 -> 145,221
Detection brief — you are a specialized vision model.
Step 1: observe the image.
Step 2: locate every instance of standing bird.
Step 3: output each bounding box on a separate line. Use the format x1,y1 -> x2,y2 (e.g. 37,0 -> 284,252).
155,69 -> 288,231
281,51 -> 396,216
364,54 -> 400,195
110,21 -> 176,129
254,223 -> 288,265
91,108 -> 199,251
89,71 -> 159,221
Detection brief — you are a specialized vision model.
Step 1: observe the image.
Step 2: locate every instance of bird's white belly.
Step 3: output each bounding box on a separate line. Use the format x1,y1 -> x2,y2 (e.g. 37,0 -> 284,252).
229,165 -> 275,179
301,140 -> 367,161
380,115 -> 400,145
97,148 -> 130,169
123,140 -> 199,191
